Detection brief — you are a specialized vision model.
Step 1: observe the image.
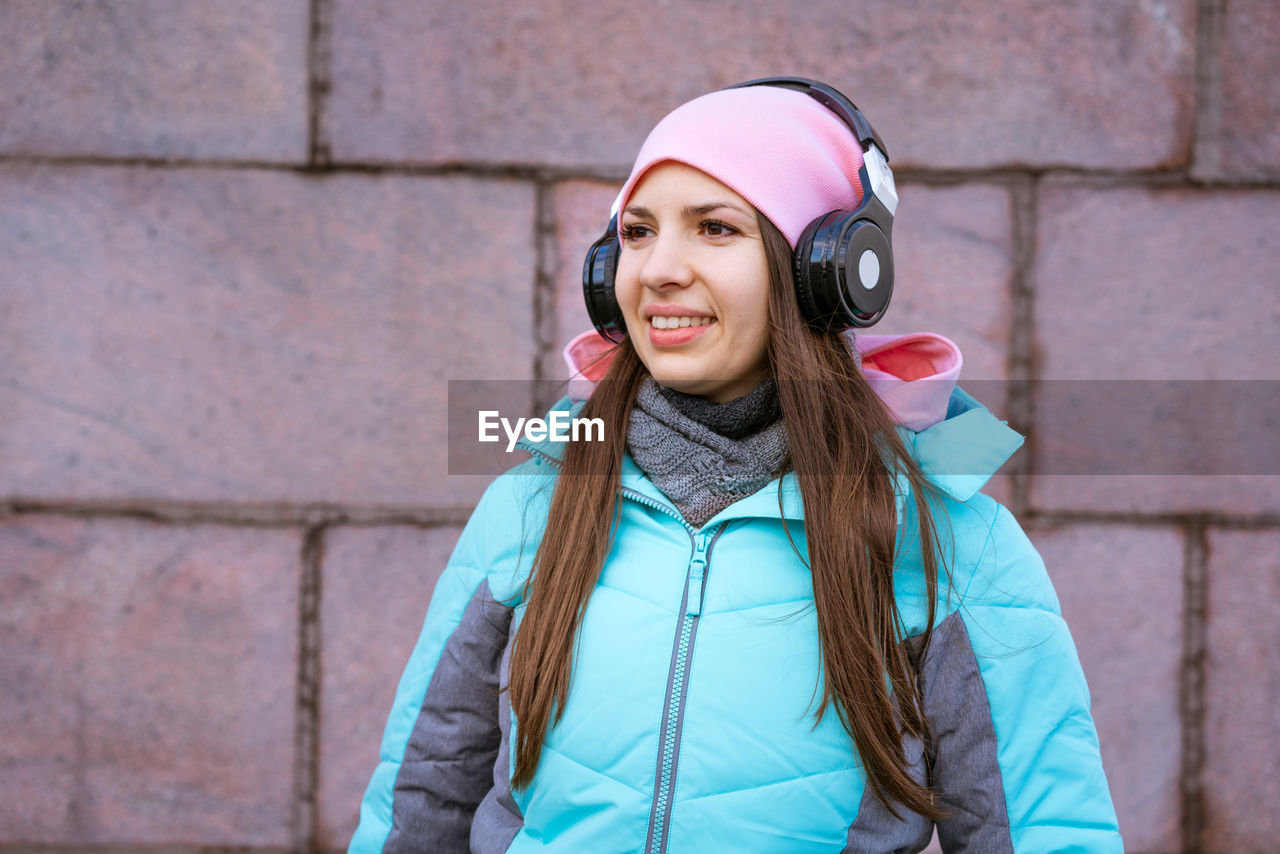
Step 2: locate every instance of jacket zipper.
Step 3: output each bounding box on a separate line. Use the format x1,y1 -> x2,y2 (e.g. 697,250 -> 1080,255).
621,486 -> 724,854
517,455 -> 724,853
646,530 -> 712,854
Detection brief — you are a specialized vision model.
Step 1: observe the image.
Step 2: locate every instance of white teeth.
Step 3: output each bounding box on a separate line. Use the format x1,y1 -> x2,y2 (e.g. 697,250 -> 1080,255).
650,315 -> 712,329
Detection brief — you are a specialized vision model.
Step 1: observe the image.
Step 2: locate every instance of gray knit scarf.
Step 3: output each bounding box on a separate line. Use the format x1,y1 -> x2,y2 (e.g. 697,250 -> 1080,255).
627,378 -> 789,528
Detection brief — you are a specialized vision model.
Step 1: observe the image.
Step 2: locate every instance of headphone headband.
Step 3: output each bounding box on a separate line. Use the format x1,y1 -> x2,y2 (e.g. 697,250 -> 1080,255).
725,76 -> 890,162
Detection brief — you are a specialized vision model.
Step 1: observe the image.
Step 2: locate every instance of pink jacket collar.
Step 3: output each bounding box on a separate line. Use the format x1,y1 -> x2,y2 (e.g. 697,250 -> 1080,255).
562,329 -> 962,433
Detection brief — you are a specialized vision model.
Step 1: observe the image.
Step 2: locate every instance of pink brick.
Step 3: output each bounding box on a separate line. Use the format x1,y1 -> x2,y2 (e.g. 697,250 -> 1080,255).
1035,185 -> 1279,381
1033,475 -> 1280,518
0,165 -> 536,507
1215,0 -> 1280,175
329,1 -> 1194,171
1202,529 -> 1280,850
1030,184 -> 1280,514
0,0 -> 308,161
316,523 -> 465,849
1027,523 -> 1184,853
0,515 -> 300,846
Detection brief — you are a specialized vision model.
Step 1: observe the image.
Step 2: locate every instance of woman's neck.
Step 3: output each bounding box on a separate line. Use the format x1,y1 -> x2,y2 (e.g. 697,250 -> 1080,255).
657,378 -> 781,439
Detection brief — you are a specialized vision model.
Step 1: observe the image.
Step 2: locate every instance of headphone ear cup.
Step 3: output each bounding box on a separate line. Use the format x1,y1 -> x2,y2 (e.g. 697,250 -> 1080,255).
582,218 -> 626,343
836,215 -> 893,327
792,214 -> 830,327
792,209 -> 894,330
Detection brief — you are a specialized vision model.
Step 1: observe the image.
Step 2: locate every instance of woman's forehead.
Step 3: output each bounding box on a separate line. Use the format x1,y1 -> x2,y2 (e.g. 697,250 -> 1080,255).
625,161 -> 754,212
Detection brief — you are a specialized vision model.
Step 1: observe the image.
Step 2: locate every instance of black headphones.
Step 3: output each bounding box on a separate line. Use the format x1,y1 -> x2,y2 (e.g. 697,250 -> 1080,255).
582,76 -> 898,344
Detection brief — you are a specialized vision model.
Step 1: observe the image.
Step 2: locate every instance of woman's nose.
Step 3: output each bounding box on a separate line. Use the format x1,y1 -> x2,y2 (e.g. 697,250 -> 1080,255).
638,231 -> 694,290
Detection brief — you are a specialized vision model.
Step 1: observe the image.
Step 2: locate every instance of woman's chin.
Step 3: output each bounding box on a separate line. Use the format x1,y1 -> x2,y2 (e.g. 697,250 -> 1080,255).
647,370 -> 712,397
651,376 -> 705,396
650,374 -> 764,404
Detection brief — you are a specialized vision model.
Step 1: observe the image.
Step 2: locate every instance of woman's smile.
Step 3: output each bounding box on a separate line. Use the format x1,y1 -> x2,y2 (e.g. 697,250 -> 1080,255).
644,303 -> 718,345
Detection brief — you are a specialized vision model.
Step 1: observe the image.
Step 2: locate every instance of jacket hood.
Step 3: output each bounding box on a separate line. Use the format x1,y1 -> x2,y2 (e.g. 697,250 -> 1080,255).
542,329 -> 1022,503
564,328 -> 964,432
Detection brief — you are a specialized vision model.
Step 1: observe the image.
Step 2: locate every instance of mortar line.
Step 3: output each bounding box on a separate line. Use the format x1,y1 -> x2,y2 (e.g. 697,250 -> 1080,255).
1179,522 -> 1209,853
1024,509 -> 1280,529
531,179 -> 563,415
3,152 -> 1277,190
292,526 -> 325,854
1190,0 -> 1226,181
5,496 -> 1274,530
1005,175 -> 1038,516
306,0 -> 334,169
0,847 -> 293,853
1180,5 -> 1224,838
5,499 -> 475,528
7,499 -> 1278,532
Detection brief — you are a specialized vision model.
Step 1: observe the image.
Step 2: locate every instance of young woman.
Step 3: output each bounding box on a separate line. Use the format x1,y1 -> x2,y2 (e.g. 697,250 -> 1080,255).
350,79 -> 1122,854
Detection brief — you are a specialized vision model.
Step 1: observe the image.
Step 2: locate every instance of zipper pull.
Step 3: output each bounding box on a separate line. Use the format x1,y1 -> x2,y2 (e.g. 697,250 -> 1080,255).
686,535 -> 710,616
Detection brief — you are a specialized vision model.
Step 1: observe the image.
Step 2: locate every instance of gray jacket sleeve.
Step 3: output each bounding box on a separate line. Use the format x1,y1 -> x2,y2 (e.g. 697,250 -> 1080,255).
366,578 -> 514,854
922,505 -> 1123,853
844,502 -> 1122,854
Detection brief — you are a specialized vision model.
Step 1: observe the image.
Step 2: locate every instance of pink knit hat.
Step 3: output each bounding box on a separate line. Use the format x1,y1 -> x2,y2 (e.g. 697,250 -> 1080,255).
614,86 -> 866,248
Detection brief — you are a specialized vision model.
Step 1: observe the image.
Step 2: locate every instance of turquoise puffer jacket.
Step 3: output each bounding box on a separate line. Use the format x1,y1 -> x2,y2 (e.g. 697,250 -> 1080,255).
350,388 -> 1122,854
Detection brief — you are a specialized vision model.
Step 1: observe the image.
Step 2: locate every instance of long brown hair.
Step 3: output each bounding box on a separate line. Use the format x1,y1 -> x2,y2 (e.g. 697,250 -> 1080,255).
508,213 -> 946,819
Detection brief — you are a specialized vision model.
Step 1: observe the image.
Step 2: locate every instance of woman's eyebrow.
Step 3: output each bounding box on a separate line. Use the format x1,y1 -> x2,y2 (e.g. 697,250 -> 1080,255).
684,201 -> 749,217
622,201 -> 751,219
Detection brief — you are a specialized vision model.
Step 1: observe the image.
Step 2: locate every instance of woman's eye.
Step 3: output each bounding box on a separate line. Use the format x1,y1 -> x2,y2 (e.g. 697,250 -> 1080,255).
701,220 -> 738,238
620,223 -> 653,242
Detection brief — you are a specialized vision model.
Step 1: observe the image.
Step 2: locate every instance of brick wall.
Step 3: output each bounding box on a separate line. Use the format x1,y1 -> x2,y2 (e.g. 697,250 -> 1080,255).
1,2 -> 1275,852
